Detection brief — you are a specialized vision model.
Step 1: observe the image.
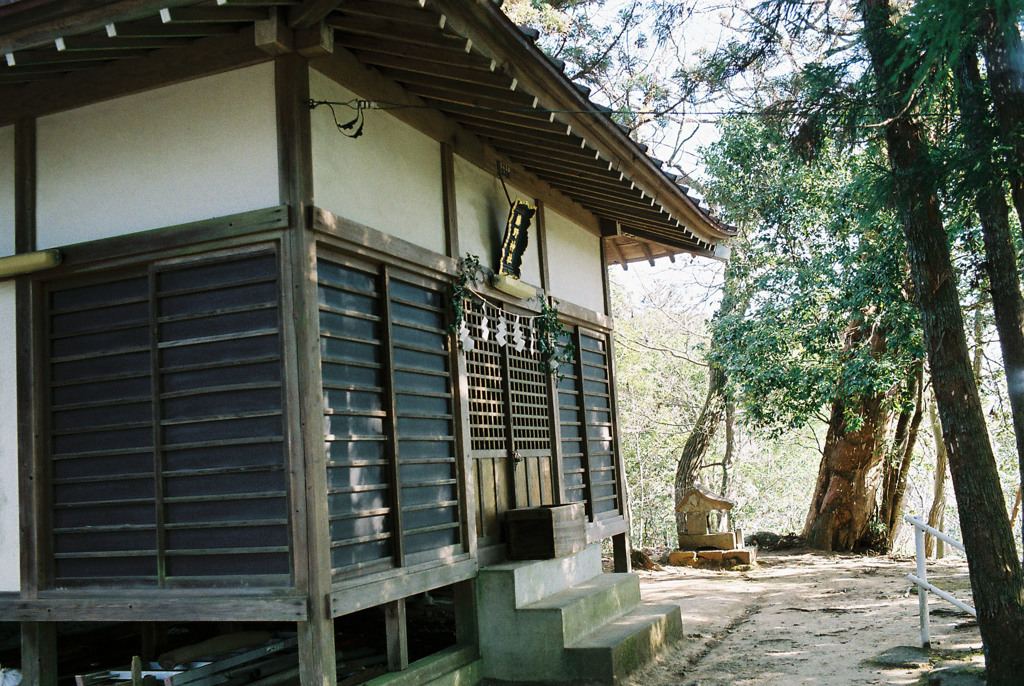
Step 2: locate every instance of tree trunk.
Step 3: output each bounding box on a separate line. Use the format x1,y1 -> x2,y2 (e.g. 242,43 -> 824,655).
861,0 -> 1024,677
803,388 -> 891,551
978,4 -> 1024,238
879,362 -> 925,551
673,281 -> 743,547
956,45 -> 1024,559
926,397 -> 948,559
718,401 -> 736,532
804,314 -> 893,552
674,362 -> 726,544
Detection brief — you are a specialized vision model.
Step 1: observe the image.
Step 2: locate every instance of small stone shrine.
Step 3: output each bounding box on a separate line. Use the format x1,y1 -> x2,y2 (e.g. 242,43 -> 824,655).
670,484 -> 756,566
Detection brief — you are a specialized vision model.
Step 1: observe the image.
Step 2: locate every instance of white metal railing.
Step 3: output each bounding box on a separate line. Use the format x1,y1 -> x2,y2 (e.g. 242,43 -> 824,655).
904,514 -> 975,648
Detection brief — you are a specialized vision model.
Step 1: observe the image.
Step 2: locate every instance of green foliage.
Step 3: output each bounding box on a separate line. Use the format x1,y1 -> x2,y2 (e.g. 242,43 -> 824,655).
702,113 -> 924,435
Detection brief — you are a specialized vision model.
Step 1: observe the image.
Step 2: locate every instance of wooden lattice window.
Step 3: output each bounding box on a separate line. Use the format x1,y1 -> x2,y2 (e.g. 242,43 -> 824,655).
318,255 -> 461,577
464,302 -> 505,453
465,299 -> 555,543
47,247 -> 291,588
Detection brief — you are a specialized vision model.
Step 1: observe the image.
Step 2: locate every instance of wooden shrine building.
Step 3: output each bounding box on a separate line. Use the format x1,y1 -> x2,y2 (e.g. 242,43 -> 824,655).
0,1 -> 733,683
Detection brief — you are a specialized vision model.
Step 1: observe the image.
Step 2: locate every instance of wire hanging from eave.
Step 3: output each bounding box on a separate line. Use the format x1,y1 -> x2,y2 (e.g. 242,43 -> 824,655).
310,99 -> 366,138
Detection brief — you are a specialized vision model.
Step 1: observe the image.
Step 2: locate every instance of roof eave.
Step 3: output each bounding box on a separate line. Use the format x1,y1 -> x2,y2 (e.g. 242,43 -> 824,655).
429,0 -> 734,246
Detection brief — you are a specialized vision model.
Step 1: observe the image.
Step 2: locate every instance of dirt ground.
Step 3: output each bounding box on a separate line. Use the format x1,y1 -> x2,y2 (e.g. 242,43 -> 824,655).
629,549 -> 984,686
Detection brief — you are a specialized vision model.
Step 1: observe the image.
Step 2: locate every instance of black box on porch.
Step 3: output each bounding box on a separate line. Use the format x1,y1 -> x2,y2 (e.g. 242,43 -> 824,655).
506,504 -> 587,560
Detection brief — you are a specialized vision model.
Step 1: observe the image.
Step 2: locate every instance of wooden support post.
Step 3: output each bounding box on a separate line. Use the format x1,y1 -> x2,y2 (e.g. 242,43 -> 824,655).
453,580 -> 478,647
16,118 -> 56,686
535,200 -> 550,292
277,52 -> 336,686
20,622 -> 57,686
612,532 -> 631,573
441,143 -> 459,259
384,599 -> 409,672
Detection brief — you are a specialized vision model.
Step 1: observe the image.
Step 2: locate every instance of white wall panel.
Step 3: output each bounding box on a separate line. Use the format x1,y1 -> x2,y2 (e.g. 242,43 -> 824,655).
36,63 -> 278,248
0,126 -> 14,257
310,69 -> 446,255
0,282 -> 18,591
545,208 -> 605,313
454,154 -> 541,287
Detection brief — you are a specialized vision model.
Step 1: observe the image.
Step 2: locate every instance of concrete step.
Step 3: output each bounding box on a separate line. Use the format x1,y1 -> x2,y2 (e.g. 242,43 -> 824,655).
476,543 -> 602,609
519,573 -> 641,646
566,604 -> 684,685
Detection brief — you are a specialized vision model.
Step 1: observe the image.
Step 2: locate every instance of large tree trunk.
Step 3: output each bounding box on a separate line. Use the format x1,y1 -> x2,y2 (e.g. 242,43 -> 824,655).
978,4 -> 1024,238
956,45 -> 1024,558
804,316 -> 893,551
803,390 -> 891,551
861,0 -> 1024,676
878,362 -> 925,551
925,397 -> 948,559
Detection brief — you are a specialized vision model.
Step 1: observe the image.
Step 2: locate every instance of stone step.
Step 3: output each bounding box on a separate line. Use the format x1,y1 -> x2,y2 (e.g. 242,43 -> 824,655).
518,573 -> 641,646
565,604 -> 683,685
476,543 -> 602,609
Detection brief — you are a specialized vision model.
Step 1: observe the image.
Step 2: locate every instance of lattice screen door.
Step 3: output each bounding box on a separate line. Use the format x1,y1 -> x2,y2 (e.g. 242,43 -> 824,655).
463,300 -> 556,549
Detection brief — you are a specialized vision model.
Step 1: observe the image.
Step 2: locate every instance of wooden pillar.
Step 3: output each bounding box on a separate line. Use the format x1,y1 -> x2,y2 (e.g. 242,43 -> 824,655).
21,623 -> 57,686
600,238 -> 631,573
384,599 -> 409,671
453,580 -> 478,647
15,117 -> 57,684
276,52 -> 336,686
441,142 -> 459,259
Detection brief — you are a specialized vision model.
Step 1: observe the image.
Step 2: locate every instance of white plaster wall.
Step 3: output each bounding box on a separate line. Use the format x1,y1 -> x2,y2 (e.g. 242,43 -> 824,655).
454,154 -> 541,287
0,126 -> 14,257
36,63 -> 278,249
310,68 -> 446,255
0,282 -> 18,591
545,208 -> 605,313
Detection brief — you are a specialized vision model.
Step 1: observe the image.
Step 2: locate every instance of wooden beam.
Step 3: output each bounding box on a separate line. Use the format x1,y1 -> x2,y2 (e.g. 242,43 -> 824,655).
4,47 -> 151,65
0,28 -> 271,126
639,241 -> 655,267
358,54 -> 516,91
104,19 -> 241,38
159,6 -> 269,24
295,22 -> 333,56
604,237 -> 627,270
326,15 -> 468,53
340,0 -> 444,28
598,218 -> 619,238
255,6 -> 294,55
334,33 -> 489,69
288,0 -> 345,30
0,594 -> 310,621
53,35 -> 193,50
